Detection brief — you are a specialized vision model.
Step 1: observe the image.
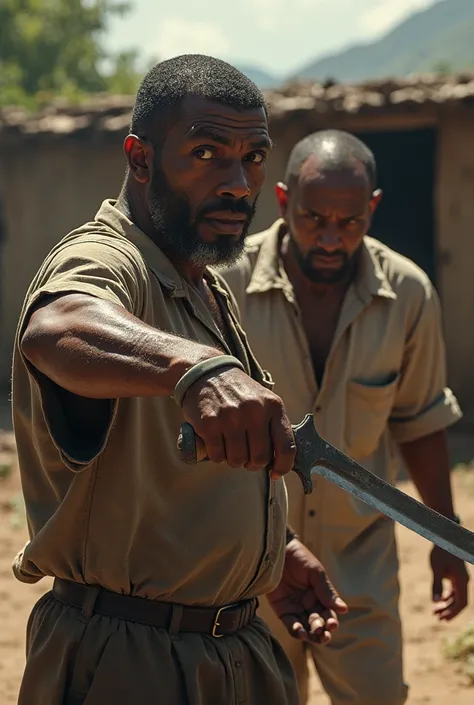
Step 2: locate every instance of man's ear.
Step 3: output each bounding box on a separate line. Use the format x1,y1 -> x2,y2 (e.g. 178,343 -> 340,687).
124,134 -> 153,184
370,188 -> 383,214
275,182 -> 289,218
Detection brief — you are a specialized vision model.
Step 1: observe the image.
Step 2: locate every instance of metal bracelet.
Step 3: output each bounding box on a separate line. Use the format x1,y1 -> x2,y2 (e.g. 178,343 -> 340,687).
174,355 -> 245,407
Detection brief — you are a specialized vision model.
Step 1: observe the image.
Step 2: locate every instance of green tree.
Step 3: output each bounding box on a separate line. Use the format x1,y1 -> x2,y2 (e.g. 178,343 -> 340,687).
0,0 -> 142,108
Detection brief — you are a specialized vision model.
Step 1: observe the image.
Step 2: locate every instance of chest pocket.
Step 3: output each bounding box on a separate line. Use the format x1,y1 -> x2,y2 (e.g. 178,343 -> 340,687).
345,375 -> 399,459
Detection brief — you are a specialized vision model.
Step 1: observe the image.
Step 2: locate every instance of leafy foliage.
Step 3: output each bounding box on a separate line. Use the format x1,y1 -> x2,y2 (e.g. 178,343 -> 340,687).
0,0 -> 142,108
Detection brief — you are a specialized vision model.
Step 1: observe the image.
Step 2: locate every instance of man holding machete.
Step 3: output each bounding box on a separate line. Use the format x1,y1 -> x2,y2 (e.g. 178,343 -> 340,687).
11,56 -> 347,705
220,129 -> 470,705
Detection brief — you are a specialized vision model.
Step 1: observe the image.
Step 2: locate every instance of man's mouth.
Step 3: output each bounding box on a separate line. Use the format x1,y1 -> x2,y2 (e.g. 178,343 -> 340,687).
203,212 -> 248,235
311,253 -> 345,269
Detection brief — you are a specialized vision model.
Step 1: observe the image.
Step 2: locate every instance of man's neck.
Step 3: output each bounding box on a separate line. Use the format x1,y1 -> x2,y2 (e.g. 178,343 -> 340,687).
116,188 -> 154,240
116,187 -> 207,287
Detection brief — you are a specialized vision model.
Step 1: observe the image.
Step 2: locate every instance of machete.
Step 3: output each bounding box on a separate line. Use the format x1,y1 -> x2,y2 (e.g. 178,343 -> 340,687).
177,414 -> 474,566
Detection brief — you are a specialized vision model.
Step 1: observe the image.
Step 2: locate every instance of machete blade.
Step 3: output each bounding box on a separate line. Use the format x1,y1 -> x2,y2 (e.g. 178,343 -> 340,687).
292,415 -> 474,565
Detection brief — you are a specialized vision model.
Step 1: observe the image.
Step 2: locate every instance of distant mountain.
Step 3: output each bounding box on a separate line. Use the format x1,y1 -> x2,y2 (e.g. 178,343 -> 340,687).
236,65 -> 281,89
294,0 -> 474,83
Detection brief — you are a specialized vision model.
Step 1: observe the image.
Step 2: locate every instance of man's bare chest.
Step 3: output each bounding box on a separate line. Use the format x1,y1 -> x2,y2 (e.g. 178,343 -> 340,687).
297,296 -> 345,385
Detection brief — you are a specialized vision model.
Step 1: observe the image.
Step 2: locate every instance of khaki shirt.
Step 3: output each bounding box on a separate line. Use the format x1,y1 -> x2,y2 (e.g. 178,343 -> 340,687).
11,200 -> 287,605
220,220 -> 462,555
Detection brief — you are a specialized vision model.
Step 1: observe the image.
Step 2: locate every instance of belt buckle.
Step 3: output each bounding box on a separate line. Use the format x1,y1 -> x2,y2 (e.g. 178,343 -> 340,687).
211,604 -> 234,638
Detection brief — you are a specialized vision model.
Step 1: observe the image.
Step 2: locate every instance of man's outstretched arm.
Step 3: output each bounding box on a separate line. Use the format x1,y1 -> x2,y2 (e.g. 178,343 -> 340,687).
22,292 -> 296,476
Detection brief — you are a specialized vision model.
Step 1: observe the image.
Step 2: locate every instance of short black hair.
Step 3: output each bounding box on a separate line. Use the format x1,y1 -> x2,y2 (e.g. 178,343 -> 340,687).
130,54 -> 267,142
285,129 -> 377,190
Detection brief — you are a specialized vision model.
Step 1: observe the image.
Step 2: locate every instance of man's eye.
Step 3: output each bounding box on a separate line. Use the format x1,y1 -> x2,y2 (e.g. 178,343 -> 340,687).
246,151 -> 266,164
194,147 -> 215,160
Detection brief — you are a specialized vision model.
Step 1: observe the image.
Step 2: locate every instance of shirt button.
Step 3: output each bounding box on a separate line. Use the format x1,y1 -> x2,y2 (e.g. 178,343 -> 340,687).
315,406 -> 322,413
269,498 -> 275,505
234,661 -> 242,668
308,509 -> 316,517
264,554 -> 270,563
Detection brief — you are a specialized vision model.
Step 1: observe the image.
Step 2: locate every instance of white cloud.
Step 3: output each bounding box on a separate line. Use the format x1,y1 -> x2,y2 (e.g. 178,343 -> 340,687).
246,0 -> 281,31
252,0 -> 319,8
107,0 -> 440,78
154,18 -> 231,60
359,0 -> 435,38
248,0 -> 322,31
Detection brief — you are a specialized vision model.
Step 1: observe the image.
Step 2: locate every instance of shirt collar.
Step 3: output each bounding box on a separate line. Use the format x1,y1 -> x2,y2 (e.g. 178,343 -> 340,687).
356,236 -> 397,302
245,220 -> 289,295
246,218 -> 396,302
94,199 -> 188,296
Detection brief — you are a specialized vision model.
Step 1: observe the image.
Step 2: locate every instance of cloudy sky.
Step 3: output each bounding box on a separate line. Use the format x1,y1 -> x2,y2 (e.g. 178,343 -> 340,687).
105,0 -> 438,77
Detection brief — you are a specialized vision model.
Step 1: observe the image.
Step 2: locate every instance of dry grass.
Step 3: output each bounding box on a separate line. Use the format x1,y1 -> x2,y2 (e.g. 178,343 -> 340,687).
445,624 -> 474,684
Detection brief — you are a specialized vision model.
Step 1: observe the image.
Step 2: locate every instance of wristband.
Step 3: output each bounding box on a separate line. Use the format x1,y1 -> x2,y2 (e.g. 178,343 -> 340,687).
174,355 -> 245,407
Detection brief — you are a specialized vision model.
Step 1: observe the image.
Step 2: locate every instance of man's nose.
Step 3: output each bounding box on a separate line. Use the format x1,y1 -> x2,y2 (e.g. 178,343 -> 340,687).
216,162 -> 251,200
318,227 -> 342,252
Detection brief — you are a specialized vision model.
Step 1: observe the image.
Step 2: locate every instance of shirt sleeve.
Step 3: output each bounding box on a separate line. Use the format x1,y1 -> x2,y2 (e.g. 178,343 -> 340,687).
21,235 -> 144,319
389,282 -> 462,444
16,235 -> 146,472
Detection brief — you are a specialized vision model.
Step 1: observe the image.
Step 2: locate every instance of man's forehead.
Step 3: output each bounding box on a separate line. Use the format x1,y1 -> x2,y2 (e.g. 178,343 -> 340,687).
176,95 -> 269,137
298,157 -> 370,191
295,172 -> 372,212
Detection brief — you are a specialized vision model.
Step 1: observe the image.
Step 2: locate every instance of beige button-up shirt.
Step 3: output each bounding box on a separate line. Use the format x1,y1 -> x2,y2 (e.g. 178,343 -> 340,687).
220,220 -> 462,555
11,201 -> 287,605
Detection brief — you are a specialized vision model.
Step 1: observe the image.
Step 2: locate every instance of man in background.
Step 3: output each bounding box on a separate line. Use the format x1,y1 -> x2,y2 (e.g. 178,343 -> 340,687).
220,129 -> 468,705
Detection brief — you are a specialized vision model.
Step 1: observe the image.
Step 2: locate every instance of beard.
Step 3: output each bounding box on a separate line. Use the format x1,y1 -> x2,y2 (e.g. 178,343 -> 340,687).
290,238 -> 361,284
147,166 -> 257,268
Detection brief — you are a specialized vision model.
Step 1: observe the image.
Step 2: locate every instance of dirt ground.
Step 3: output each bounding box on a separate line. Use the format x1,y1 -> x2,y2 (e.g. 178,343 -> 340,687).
1,432 -> 474,705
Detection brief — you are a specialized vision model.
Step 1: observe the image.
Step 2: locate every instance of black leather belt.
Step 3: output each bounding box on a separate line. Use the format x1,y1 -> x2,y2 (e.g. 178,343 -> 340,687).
52,579 -> 257,638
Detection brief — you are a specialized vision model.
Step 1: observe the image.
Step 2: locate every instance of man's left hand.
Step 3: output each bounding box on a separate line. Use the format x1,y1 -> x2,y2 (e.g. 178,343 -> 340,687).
266,538 -> 348,645
430,545 -> 470,620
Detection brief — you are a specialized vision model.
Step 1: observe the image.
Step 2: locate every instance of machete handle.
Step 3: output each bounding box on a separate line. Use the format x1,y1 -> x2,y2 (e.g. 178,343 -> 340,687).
177,422 -> 209,464
177,421 -> 314,495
